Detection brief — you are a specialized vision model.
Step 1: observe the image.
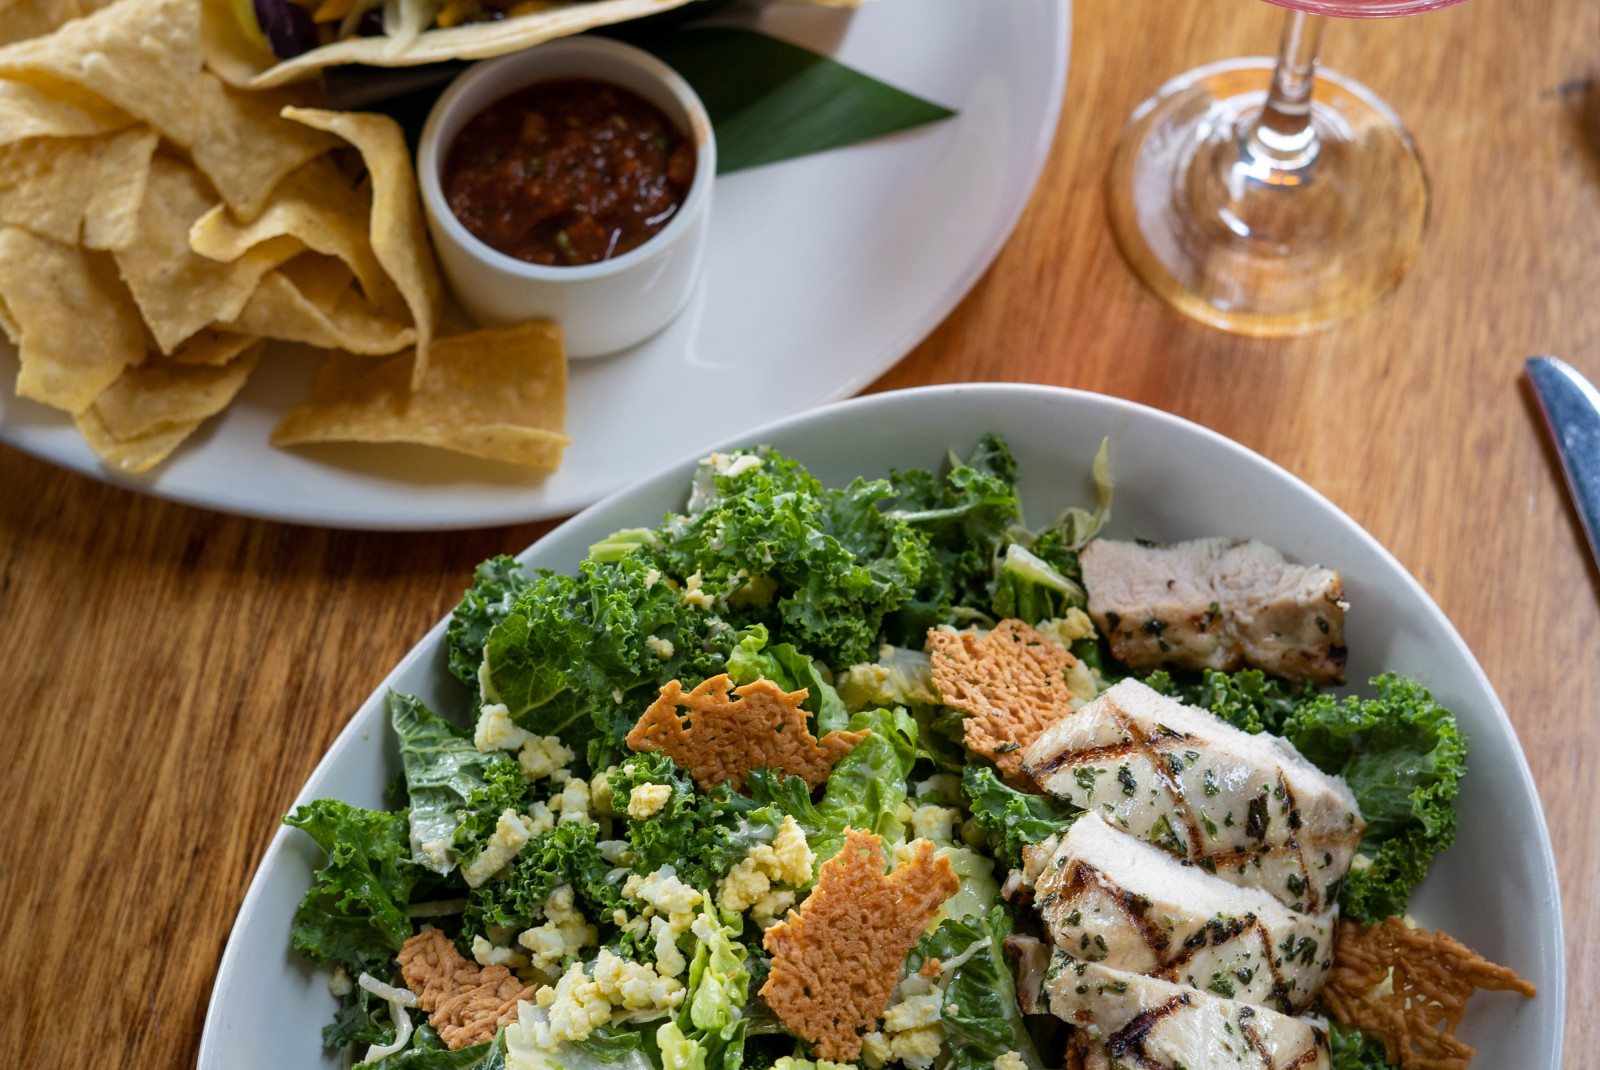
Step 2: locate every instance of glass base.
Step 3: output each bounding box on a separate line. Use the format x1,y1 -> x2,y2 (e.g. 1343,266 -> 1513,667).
1106,58 -> 1429,337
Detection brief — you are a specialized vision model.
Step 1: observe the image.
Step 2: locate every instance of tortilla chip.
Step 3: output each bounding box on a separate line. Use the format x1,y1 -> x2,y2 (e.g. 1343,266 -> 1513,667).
113,156 -> 301,353
0,0 -> 336,217
198,0 -> 276,89
74,340 -> 260,471
0,226 -> 145,412
0,125 -> 157,248
283,106 -> 440,387
244,0 -> 698,88
169,325 -> 257,366
0,0 -> 122,48
271,319 -> 568,468
189,153 -> 403,315
0,76 -> 131,146
85,339 -> 261,440
228,267 -> 416,355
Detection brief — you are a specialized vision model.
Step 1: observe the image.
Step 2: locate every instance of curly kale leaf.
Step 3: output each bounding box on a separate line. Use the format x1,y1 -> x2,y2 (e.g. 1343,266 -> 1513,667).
1142,668 -> 1314,735
445,556 -> 533,693
322,983 -> 397,1052
1281,675 -> 1468,922
449,756 -> 533,872
908,907 -> 1044,1070
482,553 -> 735,756
609,751 -> 780,891
961,765 -> 1079,870
391,691 -> 494,875
656,460 -> 931,668
882,435 -> 1024,641
463,822 -> 622,938
284,798 -> 419,973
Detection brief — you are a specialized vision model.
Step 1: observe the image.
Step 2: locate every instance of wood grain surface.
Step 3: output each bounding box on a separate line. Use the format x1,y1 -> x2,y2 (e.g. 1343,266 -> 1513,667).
2,0 -> 1596,1065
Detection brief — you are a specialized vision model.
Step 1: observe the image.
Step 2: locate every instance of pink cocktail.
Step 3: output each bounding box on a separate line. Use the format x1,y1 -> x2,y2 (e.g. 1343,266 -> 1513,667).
1106,0 -> 1470,335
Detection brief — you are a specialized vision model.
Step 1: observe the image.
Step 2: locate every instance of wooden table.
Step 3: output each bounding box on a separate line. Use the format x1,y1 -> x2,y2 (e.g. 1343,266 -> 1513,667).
2,0 -> 1594,1064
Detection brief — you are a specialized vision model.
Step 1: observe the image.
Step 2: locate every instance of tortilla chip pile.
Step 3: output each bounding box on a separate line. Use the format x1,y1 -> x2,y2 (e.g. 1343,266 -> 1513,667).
0,0 -> 569,473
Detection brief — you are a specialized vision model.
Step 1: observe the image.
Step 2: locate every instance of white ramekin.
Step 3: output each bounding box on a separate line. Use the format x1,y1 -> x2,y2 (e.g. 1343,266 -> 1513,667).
418,38 -> 716,359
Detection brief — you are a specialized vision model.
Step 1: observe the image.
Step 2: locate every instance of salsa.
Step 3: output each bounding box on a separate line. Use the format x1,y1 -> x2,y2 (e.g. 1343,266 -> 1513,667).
443,79 -> 697,267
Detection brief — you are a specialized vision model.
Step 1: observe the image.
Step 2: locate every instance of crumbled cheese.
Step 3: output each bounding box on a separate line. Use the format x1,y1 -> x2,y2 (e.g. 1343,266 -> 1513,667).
891,837 -> 936,870
534,962 -> 613,1044
328,965 -> 353,998
716,817 -> 815,912
1351,852 -> 1373,873
590,767 -> 619,817
517,885 -> 597,972
773,1058 -> 858,1070
591,946 -> 684,1012
681,571 -> 715,609
645,635 -> 675,660
909,805 -> 961,845
1035,609 -> 1095,647
860,1032 -> 892,1069
883,993 -> 943,1032
551,777 -> 592,825
462,809 -> 534,888
472,935 -> 530,969
644,568 -> 662,587
750,888 -> 796,928
417,838 -> 452,872
628,782 -> 673,818
598,839 -> 632,865
518,735 -> 576,782
994,1051 -> 1028,1070
526,801 -> 555,835
476,704 -> 534,753
889,1026 -> 944,1069
652,915 -> 687,978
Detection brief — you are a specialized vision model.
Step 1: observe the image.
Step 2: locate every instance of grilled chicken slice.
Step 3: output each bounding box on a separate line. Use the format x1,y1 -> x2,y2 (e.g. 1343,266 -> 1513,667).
1021,680 -> 1365,914
1080,537 -> 1349,685
1035,814 -> 1334,1012
1048,961 -> 1331,1070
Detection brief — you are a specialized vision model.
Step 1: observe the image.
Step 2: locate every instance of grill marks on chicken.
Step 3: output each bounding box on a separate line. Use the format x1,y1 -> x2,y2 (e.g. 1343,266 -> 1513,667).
1022,680 -> 1365,914
1048,962 -> 1332,1070
1034,814 -> 1334,1013
1080,538 -> 1349,685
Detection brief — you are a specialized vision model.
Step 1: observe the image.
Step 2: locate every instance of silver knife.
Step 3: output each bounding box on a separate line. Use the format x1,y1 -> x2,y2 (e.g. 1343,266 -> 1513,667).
1527,356 -> 1600,569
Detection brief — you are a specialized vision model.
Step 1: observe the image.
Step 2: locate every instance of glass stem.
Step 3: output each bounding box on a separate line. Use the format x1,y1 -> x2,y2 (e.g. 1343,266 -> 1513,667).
1243,10 -> 1326,173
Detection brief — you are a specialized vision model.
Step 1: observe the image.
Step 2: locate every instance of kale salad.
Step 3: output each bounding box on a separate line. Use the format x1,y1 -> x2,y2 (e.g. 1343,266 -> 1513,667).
284,435 -> 1501,1070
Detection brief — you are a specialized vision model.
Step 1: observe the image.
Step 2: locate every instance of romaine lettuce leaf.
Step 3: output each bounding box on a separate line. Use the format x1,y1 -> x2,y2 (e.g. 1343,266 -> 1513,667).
391,691 -> 493,875
908,908 -> 1044,1070
285,798 -> 418,973
989,542 -> 1086,624
961,765 -> 1078,870
445,556 -> 533,693
726,624 -> 851,736
808,706 -> 919,865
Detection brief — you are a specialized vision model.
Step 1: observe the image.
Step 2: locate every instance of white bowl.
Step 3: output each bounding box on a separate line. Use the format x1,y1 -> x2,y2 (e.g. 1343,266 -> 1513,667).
196,384 -> 1564,1069
418,37 -> 716,358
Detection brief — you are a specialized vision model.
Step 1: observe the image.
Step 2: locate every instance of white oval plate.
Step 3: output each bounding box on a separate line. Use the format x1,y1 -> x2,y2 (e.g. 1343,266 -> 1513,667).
0,0 -> 1068,530
198,383 -> 1564,1069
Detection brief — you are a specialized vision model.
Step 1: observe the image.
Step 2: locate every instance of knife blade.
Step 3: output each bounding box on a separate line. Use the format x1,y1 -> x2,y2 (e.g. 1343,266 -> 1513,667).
1527,356 -> 1600,570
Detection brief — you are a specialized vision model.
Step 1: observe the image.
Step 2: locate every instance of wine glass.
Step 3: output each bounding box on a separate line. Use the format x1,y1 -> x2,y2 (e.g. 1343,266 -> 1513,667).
1105,0 -> 1469,336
